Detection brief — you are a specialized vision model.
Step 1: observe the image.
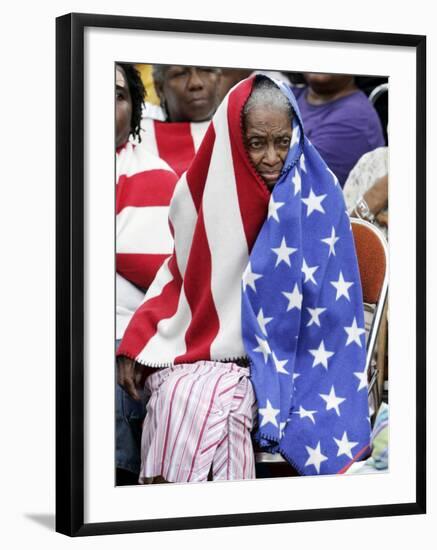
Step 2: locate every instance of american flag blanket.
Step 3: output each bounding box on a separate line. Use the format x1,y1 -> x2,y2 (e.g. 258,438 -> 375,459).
139,118 -> 210,177
117,76 -> 371,475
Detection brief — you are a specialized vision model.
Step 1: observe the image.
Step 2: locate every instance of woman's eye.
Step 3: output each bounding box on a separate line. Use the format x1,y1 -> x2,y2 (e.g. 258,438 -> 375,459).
170,69 -> 187,79
249,140 -> 263,149
280,137 -> 291,147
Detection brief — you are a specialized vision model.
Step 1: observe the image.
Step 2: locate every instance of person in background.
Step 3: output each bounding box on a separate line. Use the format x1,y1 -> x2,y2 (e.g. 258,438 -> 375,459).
293,73 -> 385,188
343,146 -> 388,236
138,65 -> 222,176
216,67 -> 292,103
115,63 -> 178,485
216,68 -> 252,102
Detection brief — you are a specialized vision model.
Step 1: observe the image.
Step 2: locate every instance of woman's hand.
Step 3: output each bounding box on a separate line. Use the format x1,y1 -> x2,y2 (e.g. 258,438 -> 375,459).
375,211 -> 388,227
117,356 -> 146,400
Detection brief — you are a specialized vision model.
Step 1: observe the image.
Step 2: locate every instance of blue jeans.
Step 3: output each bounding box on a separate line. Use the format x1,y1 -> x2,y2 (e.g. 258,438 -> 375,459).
115,340 -> 146,475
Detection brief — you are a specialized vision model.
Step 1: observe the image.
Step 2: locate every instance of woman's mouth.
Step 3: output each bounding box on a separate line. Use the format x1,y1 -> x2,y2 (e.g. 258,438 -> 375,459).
189,97 -> 208,105
260,171 -> 281,184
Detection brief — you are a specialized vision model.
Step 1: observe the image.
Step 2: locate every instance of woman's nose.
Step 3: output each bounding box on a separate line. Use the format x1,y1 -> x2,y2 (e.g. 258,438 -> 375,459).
187,68 -> 204,90
264,144 -> 280,165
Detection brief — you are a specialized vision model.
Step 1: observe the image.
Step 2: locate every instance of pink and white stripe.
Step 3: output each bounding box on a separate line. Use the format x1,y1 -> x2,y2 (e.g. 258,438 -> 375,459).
138,361 -> 256,483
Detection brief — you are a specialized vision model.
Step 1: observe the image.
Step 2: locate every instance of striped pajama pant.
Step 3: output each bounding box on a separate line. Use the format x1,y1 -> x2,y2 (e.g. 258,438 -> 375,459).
138,361 -> 257,484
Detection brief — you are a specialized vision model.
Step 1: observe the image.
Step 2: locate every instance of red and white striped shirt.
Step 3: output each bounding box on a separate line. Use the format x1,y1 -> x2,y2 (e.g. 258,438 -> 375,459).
139,118 -> 210,177
116,141 -> 178,338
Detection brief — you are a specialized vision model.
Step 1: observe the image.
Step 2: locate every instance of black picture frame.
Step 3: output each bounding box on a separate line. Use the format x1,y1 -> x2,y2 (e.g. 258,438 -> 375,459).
56,12 -> 426,537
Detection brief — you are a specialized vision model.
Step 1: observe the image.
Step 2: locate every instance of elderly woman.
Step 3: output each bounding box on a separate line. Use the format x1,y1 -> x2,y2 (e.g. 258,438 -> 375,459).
139,65 -> 222,177
115,63 -> 178,484
117,76 -> 371,483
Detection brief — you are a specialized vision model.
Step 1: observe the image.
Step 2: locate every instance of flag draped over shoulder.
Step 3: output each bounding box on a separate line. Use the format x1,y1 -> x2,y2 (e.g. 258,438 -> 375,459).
242,80 -> 371,475
117,76 -> 371,474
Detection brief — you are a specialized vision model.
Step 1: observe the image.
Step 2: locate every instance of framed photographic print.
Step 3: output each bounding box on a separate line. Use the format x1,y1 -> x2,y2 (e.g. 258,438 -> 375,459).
56,12 -> 426,536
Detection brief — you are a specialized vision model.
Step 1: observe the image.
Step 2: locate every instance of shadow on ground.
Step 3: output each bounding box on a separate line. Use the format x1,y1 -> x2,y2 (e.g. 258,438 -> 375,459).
25,514 -> 55,531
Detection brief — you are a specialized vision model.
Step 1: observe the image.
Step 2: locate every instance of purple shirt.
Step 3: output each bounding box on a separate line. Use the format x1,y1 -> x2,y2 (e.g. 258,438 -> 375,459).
294,87 -> 385,187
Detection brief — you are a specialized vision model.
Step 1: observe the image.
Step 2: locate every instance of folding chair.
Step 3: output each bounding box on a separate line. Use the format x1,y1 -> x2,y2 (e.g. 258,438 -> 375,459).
255,217 -> 388,469
368,82 -> 389,144
350,218 -> 388,412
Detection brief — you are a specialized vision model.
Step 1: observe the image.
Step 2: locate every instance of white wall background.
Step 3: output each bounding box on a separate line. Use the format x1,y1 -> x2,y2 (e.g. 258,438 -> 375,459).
0,0 -> 434,547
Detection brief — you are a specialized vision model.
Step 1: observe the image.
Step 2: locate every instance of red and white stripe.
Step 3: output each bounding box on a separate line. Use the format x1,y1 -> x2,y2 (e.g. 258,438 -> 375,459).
139,118 -> 210,177
117,77 -> 271,366
116,142 -> 178,338
138,361 -> 256,483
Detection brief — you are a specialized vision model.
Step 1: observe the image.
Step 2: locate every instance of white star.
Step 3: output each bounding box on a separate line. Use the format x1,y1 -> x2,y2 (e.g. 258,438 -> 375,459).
282,283 -> 303,311
293,372 -> 301,382
293,405 -> 317,424
321,227 -> 340,257
268,196 -> 285,222
302,188 -> 327,217
253,334 -> 271,363
259,399 -> 280,428
242,262 -> 263,292
272,351 -> 289,374
354,369 -> 368,391
257,308 -> 273,337
306,307 -> 327,327
300,154 -> 307,173
334,431 -> 359,459
319,386 -> 346,416
302,258 -> 319,285
292,168 -> 301,195
279,421 -> 287,438
344,317 -> 366,347
272,237 -> 298,267
309,340 -> 335,369
331,271 -> 354,301
305,442 -> 328,474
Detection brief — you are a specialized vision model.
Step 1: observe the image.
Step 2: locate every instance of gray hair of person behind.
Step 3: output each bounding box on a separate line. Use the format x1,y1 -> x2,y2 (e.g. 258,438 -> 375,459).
243,77 -> 293,120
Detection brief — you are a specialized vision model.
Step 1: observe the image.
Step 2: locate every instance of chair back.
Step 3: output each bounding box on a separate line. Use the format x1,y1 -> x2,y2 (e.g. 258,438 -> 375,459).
351,218 -> 387,304
351,218 -> 388,372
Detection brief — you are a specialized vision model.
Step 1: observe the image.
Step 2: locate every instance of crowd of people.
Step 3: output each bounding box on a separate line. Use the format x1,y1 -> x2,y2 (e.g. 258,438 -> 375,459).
115,63 -> 389,485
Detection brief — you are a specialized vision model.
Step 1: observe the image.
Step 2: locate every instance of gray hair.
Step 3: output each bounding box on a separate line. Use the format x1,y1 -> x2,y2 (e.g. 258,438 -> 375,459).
243,78 -> 293,120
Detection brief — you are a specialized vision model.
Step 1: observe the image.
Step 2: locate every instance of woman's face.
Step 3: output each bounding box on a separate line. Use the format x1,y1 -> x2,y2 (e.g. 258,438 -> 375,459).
244,106 -> 292,189
156,66 -> 220,122
115,66 -> 132,148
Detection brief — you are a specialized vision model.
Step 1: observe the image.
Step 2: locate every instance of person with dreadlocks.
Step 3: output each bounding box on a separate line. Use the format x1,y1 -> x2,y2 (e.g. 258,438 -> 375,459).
117,75 -> 371,484
115,63 -> 178,484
